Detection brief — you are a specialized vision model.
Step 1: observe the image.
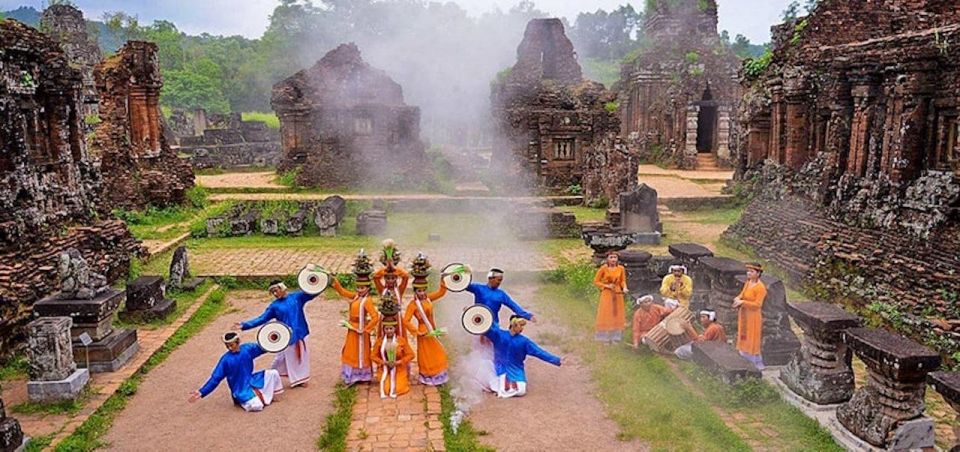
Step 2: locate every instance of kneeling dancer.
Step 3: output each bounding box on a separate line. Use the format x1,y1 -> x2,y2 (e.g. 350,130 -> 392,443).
403,253 -> 449,385
484,315 -> 563,398
372,291 -> 415,398
189,332 -> 283,412
331,251 -> 380,385
235,277 -> 319,387
675,309 -> 727,359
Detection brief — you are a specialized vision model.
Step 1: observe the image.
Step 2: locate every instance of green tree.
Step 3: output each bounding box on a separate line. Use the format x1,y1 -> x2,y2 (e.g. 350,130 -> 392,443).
162,69 -> 230,113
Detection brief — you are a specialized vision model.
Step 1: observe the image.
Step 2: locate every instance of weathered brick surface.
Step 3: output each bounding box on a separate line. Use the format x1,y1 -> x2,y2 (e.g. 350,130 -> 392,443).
92,41 -> 195,209
40,4 -> 101,121
491,18 -> 629,204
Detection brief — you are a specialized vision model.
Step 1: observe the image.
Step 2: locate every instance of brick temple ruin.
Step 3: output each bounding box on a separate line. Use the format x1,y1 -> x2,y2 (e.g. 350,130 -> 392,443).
272,43 -> 429,188
491,19 -> 637,204
40,4 -> 102,123
491,18 -> 633,204
91,41 -> 195,208
726,1 -> 960,354
0,20 -> 140,351
172,110 -> 282,170
617,0 -> 740,169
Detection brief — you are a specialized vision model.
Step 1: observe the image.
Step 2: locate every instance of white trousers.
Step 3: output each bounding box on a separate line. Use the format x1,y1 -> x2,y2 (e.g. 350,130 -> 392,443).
490,374 -> 528,399
674,343 -> 693,360
274,340 -> 310,387
241,369 -> 284,412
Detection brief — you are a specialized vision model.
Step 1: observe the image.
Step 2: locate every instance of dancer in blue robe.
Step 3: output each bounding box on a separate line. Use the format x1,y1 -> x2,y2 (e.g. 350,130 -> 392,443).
189,332 -> 284,412
483,316 -> 563,398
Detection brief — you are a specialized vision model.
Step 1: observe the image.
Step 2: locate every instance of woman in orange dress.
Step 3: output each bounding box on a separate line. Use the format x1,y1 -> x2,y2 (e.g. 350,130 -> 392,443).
402,254 -> 449,385
593,251 -> 629,344
734,262 -> 767,370
372,292 -> 414,398
330,252 -> 380,385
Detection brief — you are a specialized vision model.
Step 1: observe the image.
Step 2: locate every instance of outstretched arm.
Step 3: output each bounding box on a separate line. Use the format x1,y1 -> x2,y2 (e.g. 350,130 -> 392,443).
240,305 -> 275,331
525,338 -> 562,367
428,281 -> 448,302
297,289 -> 320,305
197,358 -> 227,398
331,278 -> 357,300
502,292 -> 533,320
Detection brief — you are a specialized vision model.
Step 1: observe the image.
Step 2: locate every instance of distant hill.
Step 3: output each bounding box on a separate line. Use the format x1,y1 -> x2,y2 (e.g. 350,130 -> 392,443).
2,6 -> 124,53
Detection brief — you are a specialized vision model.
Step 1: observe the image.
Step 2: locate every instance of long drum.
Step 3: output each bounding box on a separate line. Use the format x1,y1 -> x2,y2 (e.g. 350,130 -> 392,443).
643,306 -> 695,354
257,322 -> 293,353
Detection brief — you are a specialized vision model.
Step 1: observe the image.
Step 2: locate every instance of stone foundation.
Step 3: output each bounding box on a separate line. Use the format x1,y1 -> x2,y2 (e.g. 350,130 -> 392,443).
780,302 -> 861,405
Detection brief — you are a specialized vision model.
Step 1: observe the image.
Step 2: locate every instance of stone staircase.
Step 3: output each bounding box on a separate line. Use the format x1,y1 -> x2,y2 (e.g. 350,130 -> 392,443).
696,153 -> 721,171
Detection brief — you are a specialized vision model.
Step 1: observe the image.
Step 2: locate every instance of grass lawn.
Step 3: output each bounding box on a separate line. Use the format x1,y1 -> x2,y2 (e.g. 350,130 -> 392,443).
535,265 -> 842,451
557,205 -> 607,223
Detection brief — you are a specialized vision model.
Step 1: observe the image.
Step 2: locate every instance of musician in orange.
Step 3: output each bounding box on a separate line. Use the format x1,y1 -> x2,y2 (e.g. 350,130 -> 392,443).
330,251 -> 380,385
660,264 -> 693,308
594,251 -> 629,344
674,310 -> 727,359
734,263 -> 767,370
372,292 -> 414,398
402,254 -> 449,386
630,295 -> 670,350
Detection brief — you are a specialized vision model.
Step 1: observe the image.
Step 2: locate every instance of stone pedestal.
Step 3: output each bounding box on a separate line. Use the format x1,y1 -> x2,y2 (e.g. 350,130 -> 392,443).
356,210 -> 387,236
34,288 -> 139,373
699,256 -> 744,341
0,398 -> 25,452
34,288 -> 125,341
691,341 -> 761,384
25,317 -> 89,402
619,251 -> 653,296
581,225 -> 635,265
120,276 -> 176,322
780,302 -> 861,405
836,327 -> 940,449
667,243 -> 714,312
927,371 -> 960,452
736,274 -> 800,366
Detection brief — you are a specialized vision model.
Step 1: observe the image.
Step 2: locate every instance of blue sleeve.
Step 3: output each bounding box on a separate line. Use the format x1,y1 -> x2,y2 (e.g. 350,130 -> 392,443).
483,326 -> 504,346
465,283 -> 482,295
501,292 -> 533,320
296,290 -> 318,304
240,304 -> 275,330
244,343 -> 266,360
525,338 -> 561,366
198,357 -> 227,397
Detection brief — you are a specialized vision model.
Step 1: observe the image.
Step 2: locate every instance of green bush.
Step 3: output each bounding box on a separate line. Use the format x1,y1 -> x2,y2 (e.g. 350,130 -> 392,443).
685,51 -> 700,65
743,49 -> 772,79
603,101 -> 619,113
186,186 -> 208,209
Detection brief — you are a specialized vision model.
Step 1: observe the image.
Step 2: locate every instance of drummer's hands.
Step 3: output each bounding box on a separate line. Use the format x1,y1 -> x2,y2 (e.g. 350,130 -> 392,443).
188,390 -> 202,403
232,322 -> 242,331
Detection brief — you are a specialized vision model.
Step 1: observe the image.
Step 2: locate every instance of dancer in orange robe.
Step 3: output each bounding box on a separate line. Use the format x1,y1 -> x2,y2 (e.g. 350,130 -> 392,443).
402,254 -> 449,385
371,292 -> 414,398
594,251 -> 629,343
631,295 -> 671,349
331,251 -> 380,385
374,239 -> 409,299
734,262 -> 767,370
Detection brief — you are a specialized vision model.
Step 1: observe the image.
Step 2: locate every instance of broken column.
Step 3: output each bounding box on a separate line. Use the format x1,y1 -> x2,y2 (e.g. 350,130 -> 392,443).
314,196 -> 347,236
835,327 -> 940,450
26,317 -> 89,402
699,256 -> 744,340
927,371 -> 960,451
168,246 -> 203,292
780,302 -> 861,406
120,276 -> 176,322
0,396 -> 25,452
618,185 -> 662,244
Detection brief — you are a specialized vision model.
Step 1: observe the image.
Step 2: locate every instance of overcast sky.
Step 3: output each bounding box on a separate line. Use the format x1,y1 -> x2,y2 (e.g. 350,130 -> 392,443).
1,0 -> 794,43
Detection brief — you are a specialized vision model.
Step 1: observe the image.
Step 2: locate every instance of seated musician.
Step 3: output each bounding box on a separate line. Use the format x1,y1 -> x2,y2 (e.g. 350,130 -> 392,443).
630,295 -> 671,350
674,310 -> 727,359
660,264 -> 693,308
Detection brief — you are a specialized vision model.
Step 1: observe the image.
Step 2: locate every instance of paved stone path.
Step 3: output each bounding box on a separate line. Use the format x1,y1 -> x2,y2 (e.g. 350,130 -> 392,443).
637,164 -> 733,180
207,192 -> 582,203
636,165 -> 731,199
197,171 -> 283,189
0,285 -> 217,449
346,367 -> 446,451
191,247 -> 557,277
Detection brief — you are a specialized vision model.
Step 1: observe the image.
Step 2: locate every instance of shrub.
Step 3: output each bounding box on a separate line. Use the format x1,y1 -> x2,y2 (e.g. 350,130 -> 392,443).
604,101 -> 619,113
743,49 -> 772,79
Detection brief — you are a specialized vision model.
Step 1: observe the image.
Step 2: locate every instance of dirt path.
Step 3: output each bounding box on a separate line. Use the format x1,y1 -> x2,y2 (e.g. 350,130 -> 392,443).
102,290 -> 343,451
440,288 -> 646,452
196,171 -> 284,189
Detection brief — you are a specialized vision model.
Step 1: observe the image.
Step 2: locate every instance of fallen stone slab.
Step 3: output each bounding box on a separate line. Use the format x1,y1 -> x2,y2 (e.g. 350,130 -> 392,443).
691,341 -> 761,384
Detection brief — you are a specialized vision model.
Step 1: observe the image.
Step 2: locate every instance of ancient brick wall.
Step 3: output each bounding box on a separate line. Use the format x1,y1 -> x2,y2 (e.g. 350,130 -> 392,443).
617,0 -> 740,168
272,43 -> 429,189
491,18 -> 626,201
0,20 -> 140,354
728,1 -> 960,355
40,4 -> 101,122
92,41 -> 195,209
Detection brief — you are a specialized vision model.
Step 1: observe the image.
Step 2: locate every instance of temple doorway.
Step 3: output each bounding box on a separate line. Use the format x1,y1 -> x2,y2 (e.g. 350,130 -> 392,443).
695,86 -> 717,153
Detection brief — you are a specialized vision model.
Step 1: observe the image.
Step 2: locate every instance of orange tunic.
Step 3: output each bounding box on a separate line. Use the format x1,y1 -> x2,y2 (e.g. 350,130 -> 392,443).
371,335 -> 414,397
735,280 -> 767,355
594,265 -> 628,334
402,285 -> 448,379
632,304 -> 670,347
374,267 -> 410,299
688,322 -> 727,343
331,279 -> 380,368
